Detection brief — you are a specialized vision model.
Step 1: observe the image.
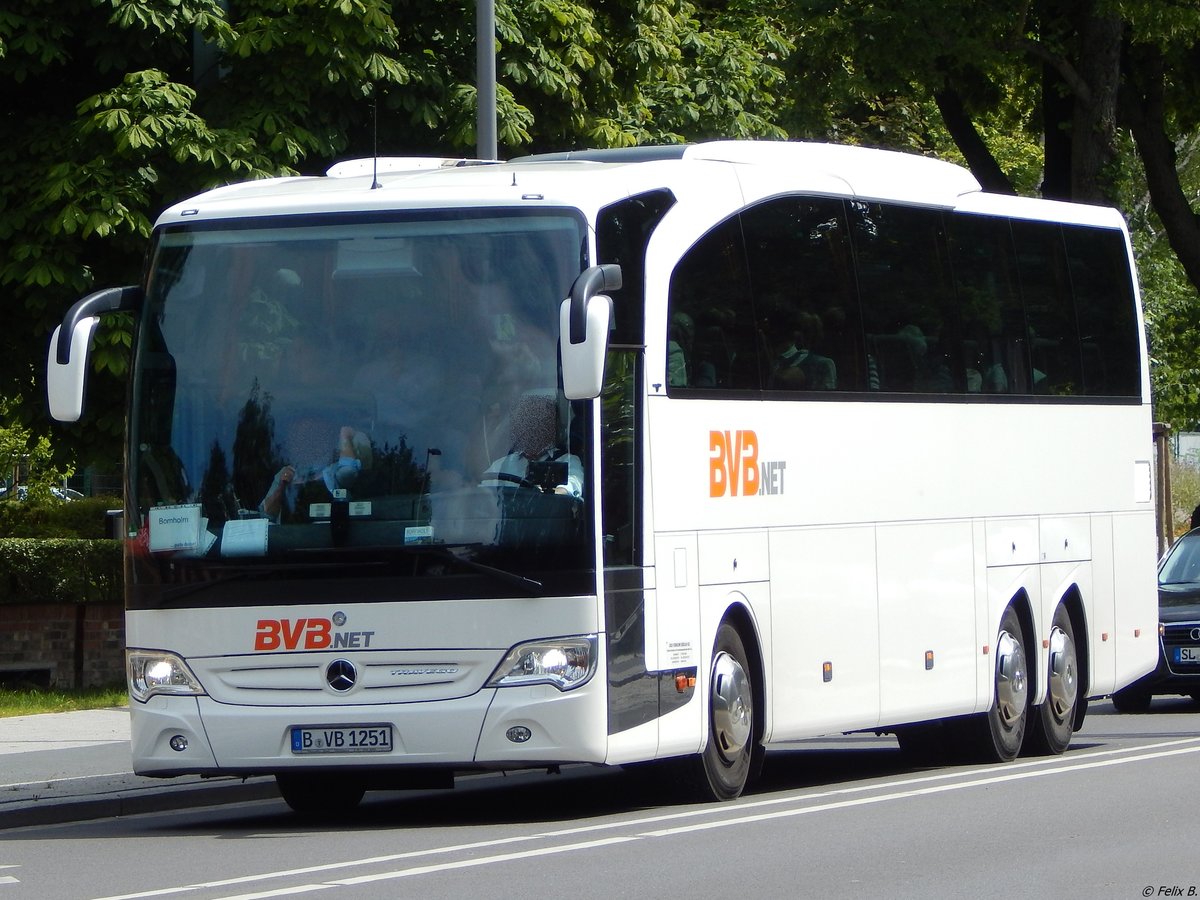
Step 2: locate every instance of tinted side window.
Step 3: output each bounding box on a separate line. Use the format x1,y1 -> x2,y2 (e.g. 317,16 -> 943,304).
850,202 -> 959,393
1063,226 -> 1141,397
665,195 -> 1140,403
1011,220 -> 1082,396
741,197 -> 864,392
947,214 -> 1028,395
668,216 -> 760,391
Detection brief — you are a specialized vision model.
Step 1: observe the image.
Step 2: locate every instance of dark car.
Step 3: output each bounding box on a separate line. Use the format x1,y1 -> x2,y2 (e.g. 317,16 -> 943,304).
1111,527 -> 1200,712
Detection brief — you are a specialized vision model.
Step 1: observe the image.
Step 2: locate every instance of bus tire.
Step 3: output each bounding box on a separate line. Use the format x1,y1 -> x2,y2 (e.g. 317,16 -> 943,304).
895,720 -> 950,765
276,773 -> 366,815
685,622 -> 757,801
962,606 -> 1029,762
1026,604 -> 1079,755
1110,684 -> 1152,713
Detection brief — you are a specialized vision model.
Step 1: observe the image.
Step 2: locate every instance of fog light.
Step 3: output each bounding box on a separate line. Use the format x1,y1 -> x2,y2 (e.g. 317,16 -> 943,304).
169,734 -> 188,752
506,726 -> 532,744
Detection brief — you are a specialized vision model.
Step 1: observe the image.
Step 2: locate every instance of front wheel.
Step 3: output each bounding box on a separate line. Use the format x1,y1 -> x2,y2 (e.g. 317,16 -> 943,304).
678,622 -> 758,801
276,773 -> 366,815
1026,605 -> 1079,755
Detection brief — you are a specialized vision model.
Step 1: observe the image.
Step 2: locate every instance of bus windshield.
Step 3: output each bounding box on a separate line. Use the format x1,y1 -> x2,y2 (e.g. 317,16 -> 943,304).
129,209 -> 592,608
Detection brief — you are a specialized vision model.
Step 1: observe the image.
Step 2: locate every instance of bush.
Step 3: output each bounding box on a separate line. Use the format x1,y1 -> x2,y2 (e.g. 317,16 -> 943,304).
0,538 -> 122,605
0,496 -> 122,538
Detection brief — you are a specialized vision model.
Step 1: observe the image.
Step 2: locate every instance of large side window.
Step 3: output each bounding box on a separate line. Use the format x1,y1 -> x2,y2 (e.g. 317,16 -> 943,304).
668,216 -> 760,392
1063,226 -> 1141,398
665,195 -> 1140,403
740,197 -> 864,392
947,214 -> 1028,395
850,202 -> 959,393
1010,220 -> 1082,396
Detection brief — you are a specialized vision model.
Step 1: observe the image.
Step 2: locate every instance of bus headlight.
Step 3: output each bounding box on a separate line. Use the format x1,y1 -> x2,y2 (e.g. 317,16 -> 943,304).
486,635 -> 598,691
127,650 -> 206,702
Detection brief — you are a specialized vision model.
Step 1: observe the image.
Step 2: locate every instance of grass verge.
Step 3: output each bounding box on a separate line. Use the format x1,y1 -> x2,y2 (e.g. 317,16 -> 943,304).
0,684 -> 127,718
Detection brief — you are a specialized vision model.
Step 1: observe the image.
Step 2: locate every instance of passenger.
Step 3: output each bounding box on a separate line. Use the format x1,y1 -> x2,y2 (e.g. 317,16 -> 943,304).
897,324 -> 952,392
260,426 -> 371,522
668,312 -> 695,387
965,323 -> 1009,394
768,311 -> 837,390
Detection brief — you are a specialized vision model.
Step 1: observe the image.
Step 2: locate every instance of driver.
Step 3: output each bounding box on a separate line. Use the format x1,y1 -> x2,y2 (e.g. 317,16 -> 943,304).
482,393 -> 582,498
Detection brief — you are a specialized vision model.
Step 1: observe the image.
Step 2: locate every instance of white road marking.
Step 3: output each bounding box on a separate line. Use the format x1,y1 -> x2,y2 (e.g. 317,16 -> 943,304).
88,737 -> 1200,900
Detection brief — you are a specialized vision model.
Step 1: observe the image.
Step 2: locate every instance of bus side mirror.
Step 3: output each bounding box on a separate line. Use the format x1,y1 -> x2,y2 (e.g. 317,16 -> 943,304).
47,318 -> 101,423
46,286 -> 142,422
560,264 -> 621,400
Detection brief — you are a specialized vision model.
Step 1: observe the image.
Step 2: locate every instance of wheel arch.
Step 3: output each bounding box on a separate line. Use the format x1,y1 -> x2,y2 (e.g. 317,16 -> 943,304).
1058,584 -> 1090,730
720,600 -> 767,747
1007,588 -> 1039,707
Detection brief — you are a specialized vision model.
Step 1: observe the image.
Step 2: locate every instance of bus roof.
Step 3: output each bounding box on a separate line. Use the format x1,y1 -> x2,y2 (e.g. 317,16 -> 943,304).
155,140 -> 1123,230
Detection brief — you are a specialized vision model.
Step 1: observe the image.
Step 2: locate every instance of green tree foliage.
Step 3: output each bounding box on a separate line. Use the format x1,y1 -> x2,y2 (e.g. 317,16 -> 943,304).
781,0 -> 1200,430
1,0 -> 789,472
0,398 -> 71,501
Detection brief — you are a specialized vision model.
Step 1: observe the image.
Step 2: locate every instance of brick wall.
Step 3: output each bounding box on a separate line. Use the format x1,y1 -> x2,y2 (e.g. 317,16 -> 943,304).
0,602 -> 124,689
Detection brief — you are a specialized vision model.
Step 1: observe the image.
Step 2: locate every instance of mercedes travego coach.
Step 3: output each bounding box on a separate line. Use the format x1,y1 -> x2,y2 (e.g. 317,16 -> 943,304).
46,141 -> 1159,812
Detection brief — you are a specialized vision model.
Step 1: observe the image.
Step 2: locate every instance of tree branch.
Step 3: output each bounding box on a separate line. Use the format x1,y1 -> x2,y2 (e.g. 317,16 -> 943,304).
933,87 -> 1016,195
1015,36 -> 1092,108
1122,46 -> 1200,294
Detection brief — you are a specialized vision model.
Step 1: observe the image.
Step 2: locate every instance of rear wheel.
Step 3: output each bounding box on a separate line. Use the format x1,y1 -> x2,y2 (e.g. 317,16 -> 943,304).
961,606 -> 1029,761
1026,605 -> 1079,755
276,773 -> 366,815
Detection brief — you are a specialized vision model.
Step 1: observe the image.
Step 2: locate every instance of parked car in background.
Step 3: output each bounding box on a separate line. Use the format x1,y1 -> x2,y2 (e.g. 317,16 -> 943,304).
1112,527 -> 1200,712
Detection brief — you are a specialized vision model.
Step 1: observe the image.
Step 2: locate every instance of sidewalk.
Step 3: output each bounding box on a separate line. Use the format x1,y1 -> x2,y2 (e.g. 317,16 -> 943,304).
0,708 -> 277,829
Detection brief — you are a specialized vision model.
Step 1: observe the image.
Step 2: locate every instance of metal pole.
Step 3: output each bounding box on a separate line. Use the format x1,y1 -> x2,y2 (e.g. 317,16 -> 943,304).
1155,421 -> 1173,555
476,0 -> 498,160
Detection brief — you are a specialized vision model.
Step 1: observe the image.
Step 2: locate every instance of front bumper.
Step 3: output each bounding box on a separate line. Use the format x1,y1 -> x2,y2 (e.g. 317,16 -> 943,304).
130,678 -> 608,777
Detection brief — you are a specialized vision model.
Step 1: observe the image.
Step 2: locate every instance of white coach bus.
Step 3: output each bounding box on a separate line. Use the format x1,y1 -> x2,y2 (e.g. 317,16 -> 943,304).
47,141 -> 1159,810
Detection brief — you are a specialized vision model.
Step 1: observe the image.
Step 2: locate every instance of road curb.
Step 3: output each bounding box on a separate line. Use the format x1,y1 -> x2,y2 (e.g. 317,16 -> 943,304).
0,777 -> 280,830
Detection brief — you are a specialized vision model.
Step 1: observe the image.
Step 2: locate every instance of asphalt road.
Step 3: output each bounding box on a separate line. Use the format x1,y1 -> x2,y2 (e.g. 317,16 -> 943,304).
3,697 -> 1199,900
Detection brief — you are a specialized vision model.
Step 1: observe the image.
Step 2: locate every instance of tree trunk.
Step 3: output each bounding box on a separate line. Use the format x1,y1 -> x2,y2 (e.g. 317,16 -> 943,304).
1070,11 -> 1123,204
1040,62 -> 1073,200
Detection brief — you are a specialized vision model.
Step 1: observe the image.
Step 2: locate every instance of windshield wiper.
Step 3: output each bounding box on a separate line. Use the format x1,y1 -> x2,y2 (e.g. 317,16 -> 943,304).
155,546 -> 543,601
400,544 -> 544,595
157,560 -> 388,602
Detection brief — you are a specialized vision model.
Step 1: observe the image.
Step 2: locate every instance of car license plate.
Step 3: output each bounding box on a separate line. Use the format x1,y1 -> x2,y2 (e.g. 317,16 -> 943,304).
1174,647 -> 1200,665
291,724 -> 393,754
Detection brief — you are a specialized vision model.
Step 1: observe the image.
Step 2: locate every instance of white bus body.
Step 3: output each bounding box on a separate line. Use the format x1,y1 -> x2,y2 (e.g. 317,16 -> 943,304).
48,141 -> 1159,808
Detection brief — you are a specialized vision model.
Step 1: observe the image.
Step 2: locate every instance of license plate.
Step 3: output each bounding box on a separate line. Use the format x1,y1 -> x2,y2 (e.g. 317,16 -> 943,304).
1174,647 -> 1200,665
291,724 -> 393,754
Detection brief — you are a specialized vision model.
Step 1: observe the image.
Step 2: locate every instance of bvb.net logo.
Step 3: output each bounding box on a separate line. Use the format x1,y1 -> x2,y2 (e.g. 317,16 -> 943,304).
708,430 -> 788,498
